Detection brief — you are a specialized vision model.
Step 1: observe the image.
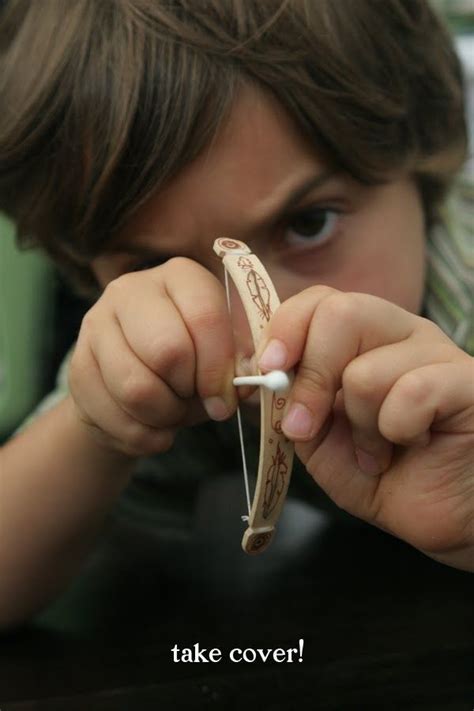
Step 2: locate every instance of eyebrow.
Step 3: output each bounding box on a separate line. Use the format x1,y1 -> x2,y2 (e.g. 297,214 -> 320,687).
112,168 -> 338,261
266,169 -> 338,220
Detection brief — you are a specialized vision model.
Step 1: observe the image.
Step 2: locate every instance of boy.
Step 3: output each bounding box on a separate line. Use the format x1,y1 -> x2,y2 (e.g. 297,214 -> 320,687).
0,0 -> 472,628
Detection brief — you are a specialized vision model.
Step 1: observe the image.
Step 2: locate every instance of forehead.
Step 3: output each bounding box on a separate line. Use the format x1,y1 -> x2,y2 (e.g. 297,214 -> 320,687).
115,84 -> 324,253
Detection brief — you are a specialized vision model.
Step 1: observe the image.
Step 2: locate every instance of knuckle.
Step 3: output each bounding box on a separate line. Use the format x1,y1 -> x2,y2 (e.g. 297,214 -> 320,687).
343,360 -> 378,402
378,373 -> 431,444
165,256 -> 195,272
122,422 -> 150,456
80,308 -> 94,330
417,316 -> 450,341
122,424 -> 175,457
121,426 -> 150,456
118,372 -> 155,410
275,285 -> 333,314
79,307 -> 100,339
322,292 -> 359,324
394,370 -> 431,408
378,419 -> 403,444
304,284 -> 338,301
161,256 -> 207,283
103,272 -> 132,298
150,339 -> 193,376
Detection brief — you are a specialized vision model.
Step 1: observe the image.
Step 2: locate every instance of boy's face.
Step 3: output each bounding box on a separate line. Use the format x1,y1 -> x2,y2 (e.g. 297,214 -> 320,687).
92,84 -> 426,359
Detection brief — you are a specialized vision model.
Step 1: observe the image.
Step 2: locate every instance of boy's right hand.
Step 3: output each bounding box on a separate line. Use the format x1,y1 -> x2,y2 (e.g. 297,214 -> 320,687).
69,258 -> 238,457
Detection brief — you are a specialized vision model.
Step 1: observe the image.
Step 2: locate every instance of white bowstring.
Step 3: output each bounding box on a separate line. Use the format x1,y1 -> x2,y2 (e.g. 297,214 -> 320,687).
224,267 -> 252,520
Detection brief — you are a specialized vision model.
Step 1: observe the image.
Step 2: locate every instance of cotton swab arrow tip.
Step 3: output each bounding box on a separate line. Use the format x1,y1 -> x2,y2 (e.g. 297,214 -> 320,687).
233,370 -> 290,392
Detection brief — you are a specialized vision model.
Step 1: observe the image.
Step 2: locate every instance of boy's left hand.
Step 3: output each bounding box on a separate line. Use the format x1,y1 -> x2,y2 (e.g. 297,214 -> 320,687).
256,286 -> 474,571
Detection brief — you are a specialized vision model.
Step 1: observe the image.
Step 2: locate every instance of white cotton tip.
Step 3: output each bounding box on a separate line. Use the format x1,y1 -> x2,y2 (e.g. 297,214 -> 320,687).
233,370 -> 290,392
262,370 -> 291,391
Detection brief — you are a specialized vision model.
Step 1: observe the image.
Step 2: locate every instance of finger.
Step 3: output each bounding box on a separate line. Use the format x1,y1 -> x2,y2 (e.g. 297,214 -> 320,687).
256,285 -> 336,370
104,271 -> 196,399
379,360 -> 474,445
87,310 -> 188,429
162,258 -> 238,417
70,342 -> 176,456
342,336 -> 457,474
258,288 -> 417,441
294,390 -> 382,518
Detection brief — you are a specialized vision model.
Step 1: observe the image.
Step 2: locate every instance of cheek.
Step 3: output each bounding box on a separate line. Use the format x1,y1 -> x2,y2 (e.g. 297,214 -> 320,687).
271,238 -> 426,314
268,240 -> 426,316
338,235 -> 426,313
347,191 -> 426,313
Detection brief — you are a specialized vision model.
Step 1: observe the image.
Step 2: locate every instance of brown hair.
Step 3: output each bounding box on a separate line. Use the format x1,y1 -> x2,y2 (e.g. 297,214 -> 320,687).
0,0 -> 467,295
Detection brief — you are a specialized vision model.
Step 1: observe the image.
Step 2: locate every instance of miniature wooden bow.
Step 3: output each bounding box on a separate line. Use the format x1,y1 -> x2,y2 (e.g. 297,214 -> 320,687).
213,238 -> 295,555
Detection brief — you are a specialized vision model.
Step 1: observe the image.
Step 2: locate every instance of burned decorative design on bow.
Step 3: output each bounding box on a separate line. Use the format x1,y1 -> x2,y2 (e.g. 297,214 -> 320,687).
263,442 -> 288,518
271,392 -> 287,434
237,257 -> 272,322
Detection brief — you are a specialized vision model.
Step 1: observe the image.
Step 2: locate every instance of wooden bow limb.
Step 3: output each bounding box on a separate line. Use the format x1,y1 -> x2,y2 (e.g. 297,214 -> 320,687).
213,238 -> 295,555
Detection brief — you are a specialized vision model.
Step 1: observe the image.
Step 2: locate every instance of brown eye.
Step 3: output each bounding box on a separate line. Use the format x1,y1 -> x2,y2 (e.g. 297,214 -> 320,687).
286,208 -> 339,246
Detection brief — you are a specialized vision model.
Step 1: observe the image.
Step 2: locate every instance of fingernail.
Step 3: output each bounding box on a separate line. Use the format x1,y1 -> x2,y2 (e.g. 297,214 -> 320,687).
355,448 -> 382,476
203,396 -> 230,421
282,403 -> 314,439
259,339 -> 288,371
